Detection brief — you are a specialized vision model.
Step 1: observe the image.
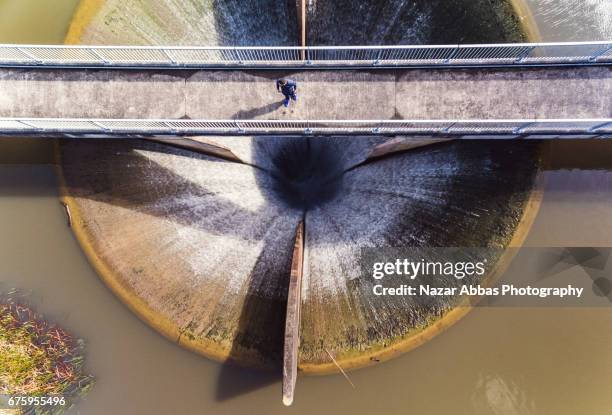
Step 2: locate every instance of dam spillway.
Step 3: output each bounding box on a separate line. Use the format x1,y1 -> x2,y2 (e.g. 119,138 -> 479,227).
0,0 -> 608,411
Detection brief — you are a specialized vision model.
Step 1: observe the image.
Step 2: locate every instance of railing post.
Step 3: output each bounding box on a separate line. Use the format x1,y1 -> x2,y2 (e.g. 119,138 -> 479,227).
89,48 -> 110,65
442,122 -> 456,134
589,44 -> 612,62
161,49 -> 177,66
443,46 -> 460,64
87,120 -> 110,133
16,47 -> 42,64
513,121 -> 535,136
588,121 -> 612,132
234,47 -> 244,65
304,119 -> 313,135
373,49 -> 382,66
514,46 -> 536,63
162,121 -> 178,134
16,120 -> 40,130
372,120 -> 384,133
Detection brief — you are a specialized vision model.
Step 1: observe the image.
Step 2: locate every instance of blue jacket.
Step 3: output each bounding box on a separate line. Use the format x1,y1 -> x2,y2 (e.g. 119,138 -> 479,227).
276,79 -> 297,96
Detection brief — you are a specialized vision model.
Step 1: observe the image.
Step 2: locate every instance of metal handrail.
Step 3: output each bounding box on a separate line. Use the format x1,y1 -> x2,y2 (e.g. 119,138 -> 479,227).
0,42 -> 610,68
0,118 -> 609,138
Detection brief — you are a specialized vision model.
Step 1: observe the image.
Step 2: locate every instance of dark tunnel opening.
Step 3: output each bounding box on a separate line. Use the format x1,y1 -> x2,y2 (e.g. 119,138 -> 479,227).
267,138 -> 345,211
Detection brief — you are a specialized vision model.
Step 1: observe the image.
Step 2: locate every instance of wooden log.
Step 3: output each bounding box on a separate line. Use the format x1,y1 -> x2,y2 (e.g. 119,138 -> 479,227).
283,221 -> 304,406
299,0 -> 307,59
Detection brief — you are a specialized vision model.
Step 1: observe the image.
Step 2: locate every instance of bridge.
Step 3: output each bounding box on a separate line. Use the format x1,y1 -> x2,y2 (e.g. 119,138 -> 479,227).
0,42 -> 610,139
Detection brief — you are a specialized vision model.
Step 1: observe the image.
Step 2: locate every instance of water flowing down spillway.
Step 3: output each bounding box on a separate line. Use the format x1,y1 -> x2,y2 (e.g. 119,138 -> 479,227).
306,0 -> 525,45
67,0 -> 525,45
61,0 -> 541,371
67,0 -> 299,45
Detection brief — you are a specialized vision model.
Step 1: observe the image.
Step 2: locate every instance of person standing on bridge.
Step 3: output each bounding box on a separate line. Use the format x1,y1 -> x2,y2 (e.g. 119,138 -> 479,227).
276,78 -> 298,107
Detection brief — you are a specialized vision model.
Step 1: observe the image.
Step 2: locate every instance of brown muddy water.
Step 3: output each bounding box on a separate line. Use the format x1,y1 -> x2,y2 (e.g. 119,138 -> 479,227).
0,0 -> 80,44
519,0 -> 611,41
1,2 -> 612,415
2,139 -> 612,414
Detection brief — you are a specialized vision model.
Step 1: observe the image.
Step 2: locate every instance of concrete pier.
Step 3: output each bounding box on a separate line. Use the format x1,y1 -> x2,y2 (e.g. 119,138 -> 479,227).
0,66 -> 609,120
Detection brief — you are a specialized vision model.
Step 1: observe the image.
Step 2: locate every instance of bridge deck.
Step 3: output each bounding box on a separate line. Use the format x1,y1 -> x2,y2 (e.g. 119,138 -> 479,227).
0,66 -> 609,122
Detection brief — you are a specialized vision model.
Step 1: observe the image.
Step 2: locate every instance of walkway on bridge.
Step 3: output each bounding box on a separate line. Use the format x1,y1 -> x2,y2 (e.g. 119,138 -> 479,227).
0,66 -> 610,121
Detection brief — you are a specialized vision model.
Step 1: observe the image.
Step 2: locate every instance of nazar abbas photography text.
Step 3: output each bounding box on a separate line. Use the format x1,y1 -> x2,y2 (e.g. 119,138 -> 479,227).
371,258 -> 584,299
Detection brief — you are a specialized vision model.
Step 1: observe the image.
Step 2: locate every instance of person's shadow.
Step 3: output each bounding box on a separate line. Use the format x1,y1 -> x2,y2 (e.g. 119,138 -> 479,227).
231,100 -> 284,119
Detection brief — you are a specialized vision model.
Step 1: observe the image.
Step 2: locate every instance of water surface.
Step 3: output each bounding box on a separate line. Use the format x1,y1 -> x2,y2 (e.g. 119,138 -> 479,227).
520,0 -> 611,41
0,0 -> 79,44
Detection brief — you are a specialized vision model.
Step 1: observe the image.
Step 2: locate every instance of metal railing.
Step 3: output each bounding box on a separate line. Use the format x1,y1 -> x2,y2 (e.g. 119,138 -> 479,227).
0,118 -> 610,138
0,42 -> 610,68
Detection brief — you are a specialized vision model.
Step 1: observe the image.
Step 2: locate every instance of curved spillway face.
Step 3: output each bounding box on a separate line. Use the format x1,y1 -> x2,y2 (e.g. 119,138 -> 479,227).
62,0 -> 541,373
58,138 -> 541,372
66,0 -> 524,45
66,0 -> 298,45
